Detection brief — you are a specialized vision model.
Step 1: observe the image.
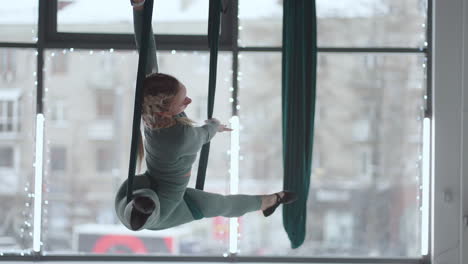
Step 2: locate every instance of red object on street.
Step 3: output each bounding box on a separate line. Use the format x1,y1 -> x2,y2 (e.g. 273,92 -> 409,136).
93,235 -> 148,253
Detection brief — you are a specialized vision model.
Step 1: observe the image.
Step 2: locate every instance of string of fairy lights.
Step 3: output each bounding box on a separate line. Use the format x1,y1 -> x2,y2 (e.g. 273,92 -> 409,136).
420,2 -> 430,256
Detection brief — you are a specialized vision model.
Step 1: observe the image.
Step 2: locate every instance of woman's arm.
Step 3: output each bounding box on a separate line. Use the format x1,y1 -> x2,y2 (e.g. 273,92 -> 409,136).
132,1 -> 158,75
132,0 -> 157,173
180,120 -> 221,155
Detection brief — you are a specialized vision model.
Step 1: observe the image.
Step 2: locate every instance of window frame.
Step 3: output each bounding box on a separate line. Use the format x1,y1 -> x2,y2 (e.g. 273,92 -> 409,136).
0,0 -> 432,263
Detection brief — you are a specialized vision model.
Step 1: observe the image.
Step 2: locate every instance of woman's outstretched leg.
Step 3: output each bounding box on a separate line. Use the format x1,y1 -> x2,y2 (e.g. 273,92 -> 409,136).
151,189 -> 296,230
185,188 -> 262,218
151,188 -> 261,230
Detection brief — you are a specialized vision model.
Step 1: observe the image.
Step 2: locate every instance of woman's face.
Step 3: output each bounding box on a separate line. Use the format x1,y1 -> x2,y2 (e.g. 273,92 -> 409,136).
168,83 -> 192,115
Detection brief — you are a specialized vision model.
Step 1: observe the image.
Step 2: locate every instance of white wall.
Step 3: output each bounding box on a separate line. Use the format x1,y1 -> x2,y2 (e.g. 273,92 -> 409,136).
432,0 -> 467,263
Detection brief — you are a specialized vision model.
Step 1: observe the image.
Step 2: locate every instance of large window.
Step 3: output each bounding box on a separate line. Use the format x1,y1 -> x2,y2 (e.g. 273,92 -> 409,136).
43,49 -> 233,254
237,52 -> 424,256
0,0 -> 429,262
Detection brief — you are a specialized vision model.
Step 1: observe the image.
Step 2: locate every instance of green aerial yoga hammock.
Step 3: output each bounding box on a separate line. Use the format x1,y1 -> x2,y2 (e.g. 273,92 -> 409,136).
282,0 -> 317,248
126,0 -> 223,203
195,0 -> 223,190
127,0 -> 154,203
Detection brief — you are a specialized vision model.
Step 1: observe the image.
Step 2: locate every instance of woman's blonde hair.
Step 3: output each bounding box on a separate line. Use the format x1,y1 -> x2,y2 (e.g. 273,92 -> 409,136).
137,73 -> 194,172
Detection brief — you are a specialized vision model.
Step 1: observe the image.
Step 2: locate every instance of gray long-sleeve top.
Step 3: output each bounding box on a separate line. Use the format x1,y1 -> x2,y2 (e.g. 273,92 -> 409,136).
144,114 -> 219,178
115,114 -> 219,231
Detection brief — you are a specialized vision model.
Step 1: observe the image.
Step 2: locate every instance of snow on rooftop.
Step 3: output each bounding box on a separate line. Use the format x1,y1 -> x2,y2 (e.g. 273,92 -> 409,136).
0,0 -> 388,24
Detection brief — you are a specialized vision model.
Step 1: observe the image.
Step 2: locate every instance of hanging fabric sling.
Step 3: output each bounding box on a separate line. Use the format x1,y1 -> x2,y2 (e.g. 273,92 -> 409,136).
195,0 -> 223,190
282,0 -> 317,248
127,0 -> 155,203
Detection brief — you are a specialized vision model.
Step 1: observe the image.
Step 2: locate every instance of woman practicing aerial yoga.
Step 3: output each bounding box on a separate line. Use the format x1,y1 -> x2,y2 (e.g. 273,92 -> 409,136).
115,0 -> 297,231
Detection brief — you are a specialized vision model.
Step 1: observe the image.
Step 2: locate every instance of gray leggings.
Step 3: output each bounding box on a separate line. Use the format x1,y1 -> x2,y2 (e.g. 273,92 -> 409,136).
115,174 -> 262,230
156,187 -> 262,229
